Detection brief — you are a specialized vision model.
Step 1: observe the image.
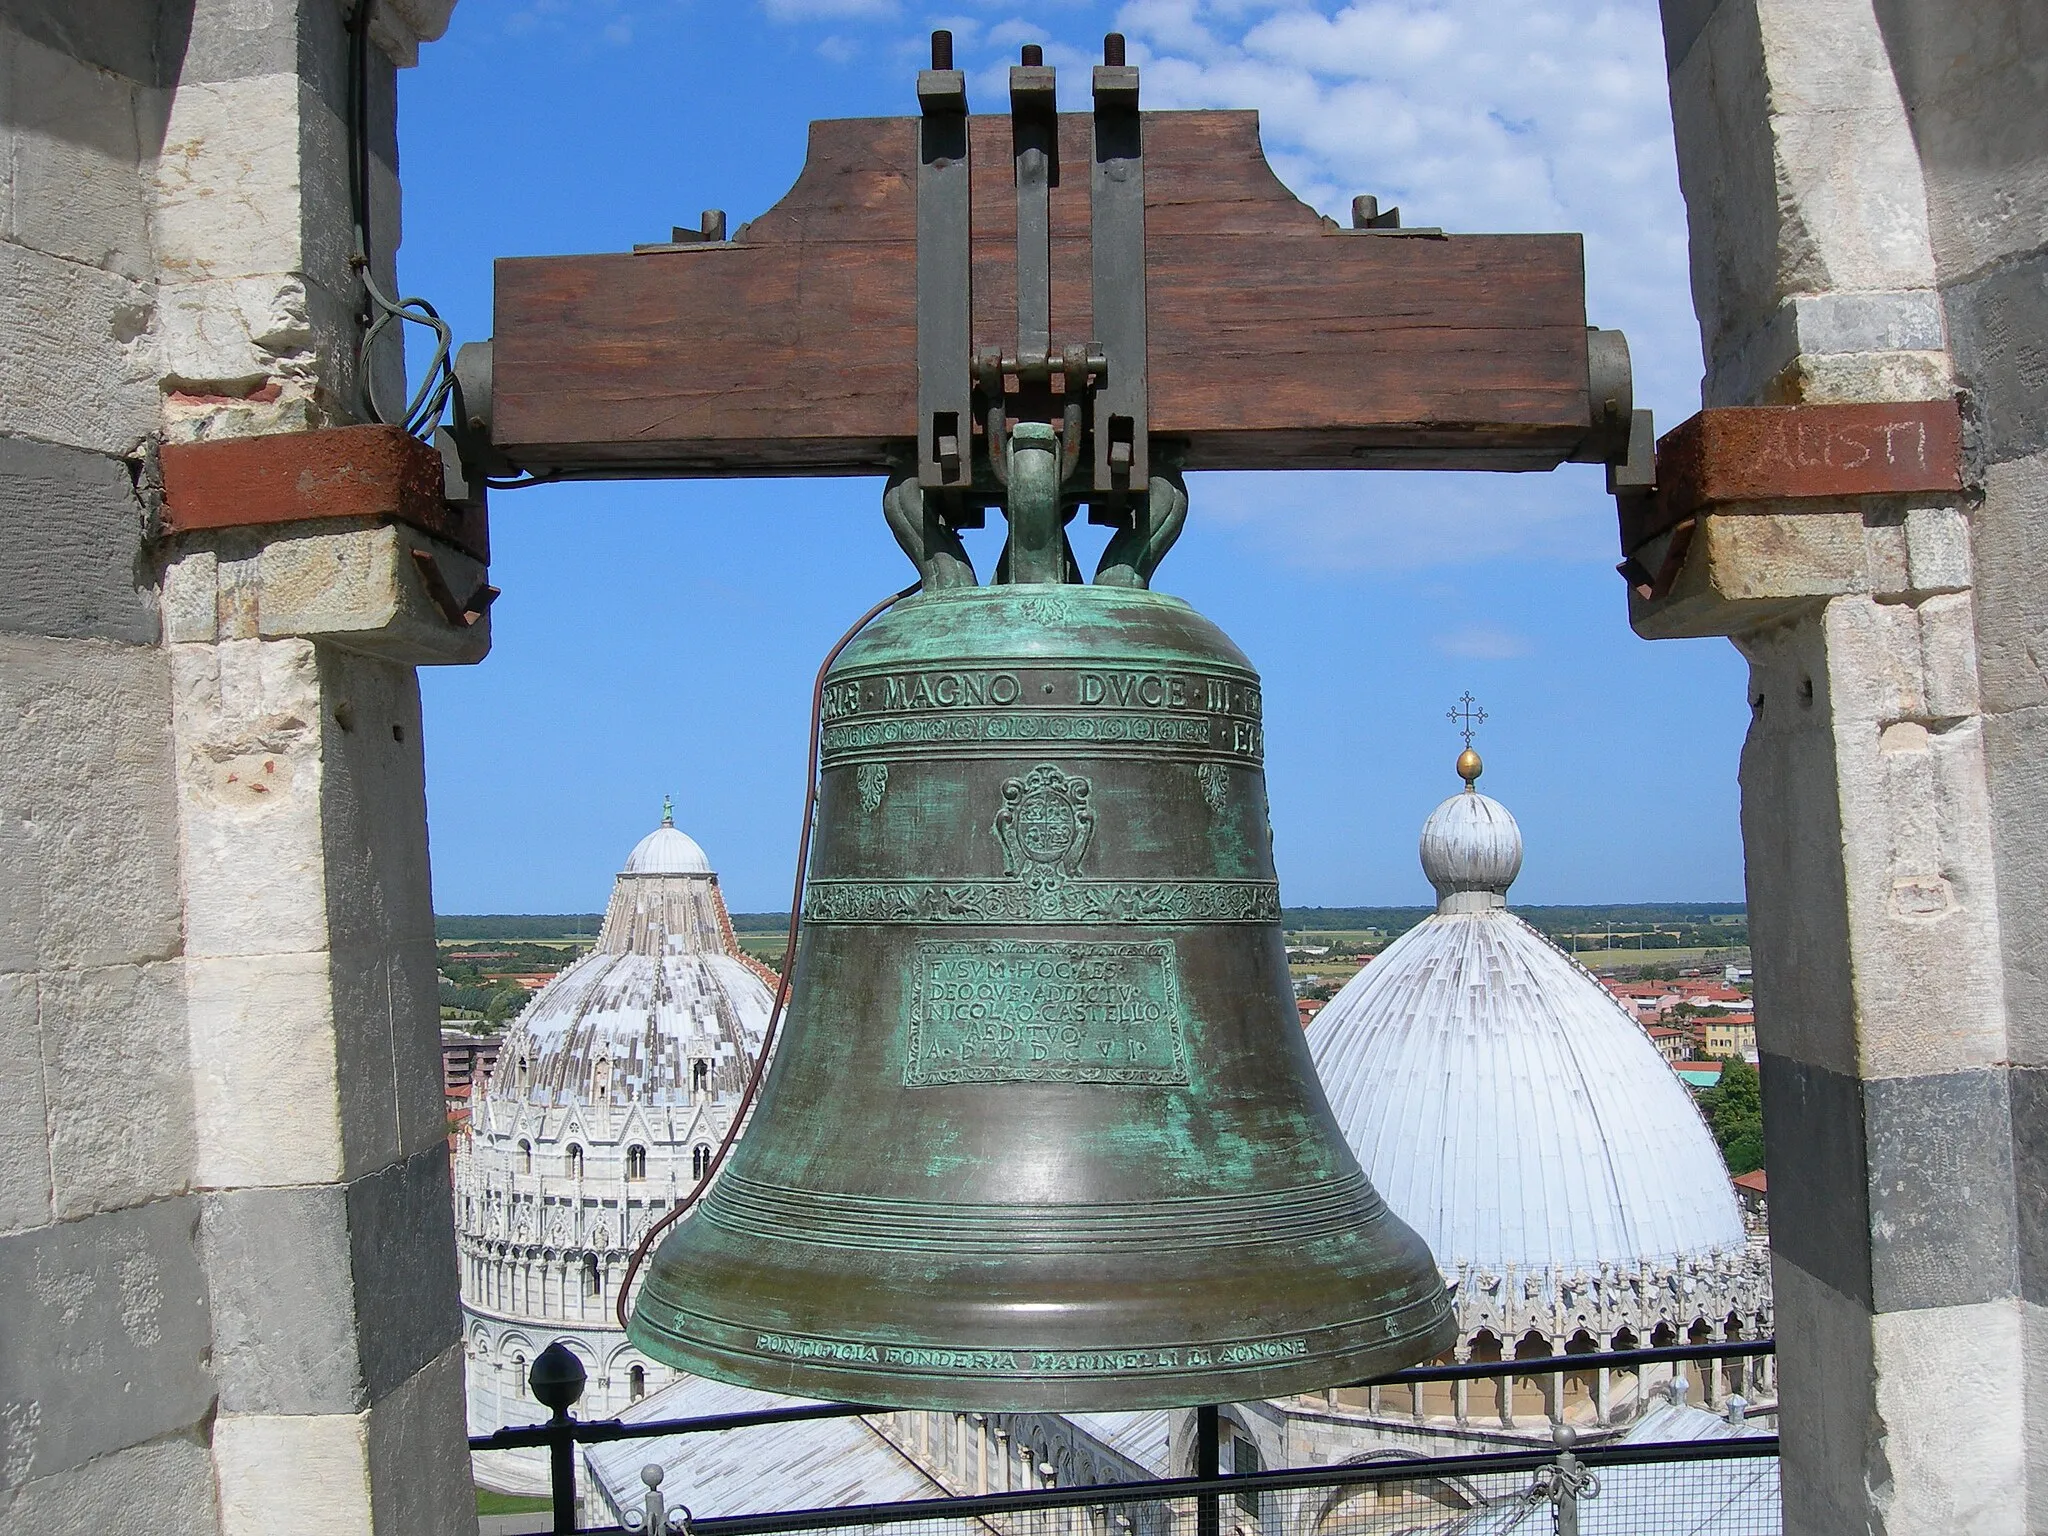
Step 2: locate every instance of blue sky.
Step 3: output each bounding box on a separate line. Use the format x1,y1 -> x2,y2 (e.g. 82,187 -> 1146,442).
399,0 -> 1750,916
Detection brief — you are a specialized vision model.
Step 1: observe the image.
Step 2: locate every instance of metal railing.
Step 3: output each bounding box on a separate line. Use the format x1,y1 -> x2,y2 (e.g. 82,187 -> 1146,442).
471,1340 -> 1780,1536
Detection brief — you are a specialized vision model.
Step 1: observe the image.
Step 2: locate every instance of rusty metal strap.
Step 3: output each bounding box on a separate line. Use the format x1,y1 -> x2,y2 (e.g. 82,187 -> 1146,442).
159,423 -> 490,563
1619,400 -> 1963,560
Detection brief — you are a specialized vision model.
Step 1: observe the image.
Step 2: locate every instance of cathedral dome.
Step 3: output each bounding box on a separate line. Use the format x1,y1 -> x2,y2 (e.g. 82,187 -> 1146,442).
623,799 -> 714,875
1419,786 -> 1523,908
1308,759 -> 1746,1283
487,808 -> 772,1106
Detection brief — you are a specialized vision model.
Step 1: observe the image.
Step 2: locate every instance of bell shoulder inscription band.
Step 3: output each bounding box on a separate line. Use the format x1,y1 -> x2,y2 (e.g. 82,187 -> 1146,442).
629,302 -> 1453,1410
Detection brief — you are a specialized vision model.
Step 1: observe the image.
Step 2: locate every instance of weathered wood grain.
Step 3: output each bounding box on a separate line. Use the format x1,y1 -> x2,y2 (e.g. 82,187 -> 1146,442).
492,111 -> 1591,477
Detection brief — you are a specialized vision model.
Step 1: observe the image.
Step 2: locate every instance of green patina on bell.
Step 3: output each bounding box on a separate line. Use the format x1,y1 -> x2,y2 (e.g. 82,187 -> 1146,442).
629,425 -> 1454,1409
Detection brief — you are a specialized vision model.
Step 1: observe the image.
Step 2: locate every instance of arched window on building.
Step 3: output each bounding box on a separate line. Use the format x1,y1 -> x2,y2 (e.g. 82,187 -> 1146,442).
691,1059 -> 710,1097
630,1364 -> 646,1401
626,1145 -> 648,1180
517,1139 -> 532,1174
566,1145 -> 584,1179
512,1354 -> 527,1398
692,1144 -> 712,1179
582,1254 -> 601,1297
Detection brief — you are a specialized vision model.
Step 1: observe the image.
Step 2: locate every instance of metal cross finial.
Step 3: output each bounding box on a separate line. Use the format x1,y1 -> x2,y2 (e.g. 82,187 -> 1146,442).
1448,692 -> 1487,749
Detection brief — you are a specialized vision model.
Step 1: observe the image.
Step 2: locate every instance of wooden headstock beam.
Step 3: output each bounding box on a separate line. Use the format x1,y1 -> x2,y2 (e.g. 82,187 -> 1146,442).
490,111 -> 1599,479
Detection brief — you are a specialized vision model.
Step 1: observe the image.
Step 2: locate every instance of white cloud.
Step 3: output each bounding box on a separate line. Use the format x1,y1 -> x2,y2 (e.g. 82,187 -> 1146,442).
1435,624 -> 1534,660
816,33 -> 861,60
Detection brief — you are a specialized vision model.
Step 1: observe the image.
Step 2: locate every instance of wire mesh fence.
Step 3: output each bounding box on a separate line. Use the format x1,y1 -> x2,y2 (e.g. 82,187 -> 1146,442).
474,1344 -> 1781,1536
583,1440 -> 1781,1536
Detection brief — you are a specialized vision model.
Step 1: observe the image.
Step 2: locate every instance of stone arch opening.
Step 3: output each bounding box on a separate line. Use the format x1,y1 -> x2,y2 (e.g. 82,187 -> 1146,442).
626,1144 -> 647,1179
566,1144 -> 584,1179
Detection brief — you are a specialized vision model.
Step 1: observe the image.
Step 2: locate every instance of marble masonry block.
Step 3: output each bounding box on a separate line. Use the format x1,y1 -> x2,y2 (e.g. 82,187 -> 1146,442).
154,271 -> 346,405
0,30 -> 153,281
1630,510 -> 1870,640
254,523 -> 492,667
366,1343 -> 479,1536
214,1409 -> 374,1536
1760,1054 -> 1872,1308
187,949 -> 343,1189
1945,249 -> 2048,466
1983,705 -> 2048,1066
1822,605 -> 2009,1079
1864,1067 -> 2019,1312
171,635 -> 331,960
1735,622 -> 1860,1076
1903,505 -> 1972,596
331,939 -> 449,1178
0,634 -> 182,974
346,1145 -> 463,1406
0,243 -> 157,458
1708,292 -> 1951,410
1914,592 -> 1981,719
39,961 -> 193,1219
0,436 -> 158,645
1971,452 -> 2048,716
2014,1070 -> 2048,1306
0,1434 -> 219,1536
1663,0 -> 1776,353
162,546 -> 220,646
152,74 -> 312,287
201,1181 -> 366,1416
318,649 -> 435,956
0,973 -> 52,1236
1869,1297 -> 2028,1536
0,2 -> 187,88
0,1198 -> 213,1491
1871,0 -> 2048,280
1770,1253 -> 1879,1536
1754,0 -> 1939,284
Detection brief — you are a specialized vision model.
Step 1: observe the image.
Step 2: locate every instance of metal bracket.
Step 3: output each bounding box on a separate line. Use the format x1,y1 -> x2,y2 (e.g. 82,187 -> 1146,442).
1090,33 -> 1148,508
1011,48 -> 1058,360
915,32 -> 972,492
907,32 -> 1151,551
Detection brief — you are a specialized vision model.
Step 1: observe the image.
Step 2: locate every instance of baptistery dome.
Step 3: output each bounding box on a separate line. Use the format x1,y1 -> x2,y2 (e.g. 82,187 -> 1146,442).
455,803 -> 778,1491
1307,753 -> 1767,1370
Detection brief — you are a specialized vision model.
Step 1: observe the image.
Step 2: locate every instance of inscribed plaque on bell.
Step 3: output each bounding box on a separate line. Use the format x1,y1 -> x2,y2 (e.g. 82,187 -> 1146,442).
904,938 -> 1189,1087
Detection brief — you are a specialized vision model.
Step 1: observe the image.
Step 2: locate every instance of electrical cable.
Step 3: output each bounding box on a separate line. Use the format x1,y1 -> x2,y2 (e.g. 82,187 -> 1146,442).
344,1 -> 463,440
616,579 -> 923,1333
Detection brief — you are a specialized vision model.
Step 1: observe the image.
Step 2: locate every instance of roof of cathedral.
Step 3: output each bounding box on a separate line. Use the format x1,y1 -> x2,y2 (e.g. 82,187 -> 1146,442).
1307,756 -> 1746,1278
585,1378 -> 945,1523
486,809 -> 772,1107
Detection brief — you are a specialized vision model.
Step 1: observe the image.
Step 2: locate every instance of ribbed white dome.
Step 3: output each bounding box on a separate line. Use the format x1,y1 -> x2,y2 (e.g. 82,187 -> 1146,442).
623,819 -> 713,876
1419,789 -> 1522,907
1307,772 -> 1744,1280
489,814 -> 771,1105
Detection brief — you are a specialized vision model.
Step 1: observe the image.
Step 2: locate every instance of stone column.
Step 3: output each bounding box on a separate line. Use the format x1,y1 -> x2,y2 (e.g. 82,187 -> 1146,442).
2,1 -> 466,1531
1649,0 -> 2044,1528
164,477 -> 488,1535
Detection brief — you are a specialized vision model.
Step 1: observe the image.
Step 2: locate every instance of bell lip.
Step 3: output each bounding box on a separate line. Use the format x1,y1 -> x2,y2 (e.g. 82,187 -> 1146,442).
624,1307 -> 1460,1413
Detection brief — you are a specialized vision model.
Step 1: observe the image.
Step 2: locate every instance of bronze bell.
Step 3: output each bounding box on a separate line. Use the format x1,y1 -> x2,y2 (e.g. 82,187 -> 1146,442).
629,427 -> 1454,1409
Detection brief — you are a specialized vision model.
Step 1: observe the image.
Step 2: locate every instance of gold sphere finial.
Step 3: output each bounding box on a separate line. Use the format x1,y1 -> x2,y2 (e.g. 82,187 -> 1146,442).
1448,692 -> 1487,790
